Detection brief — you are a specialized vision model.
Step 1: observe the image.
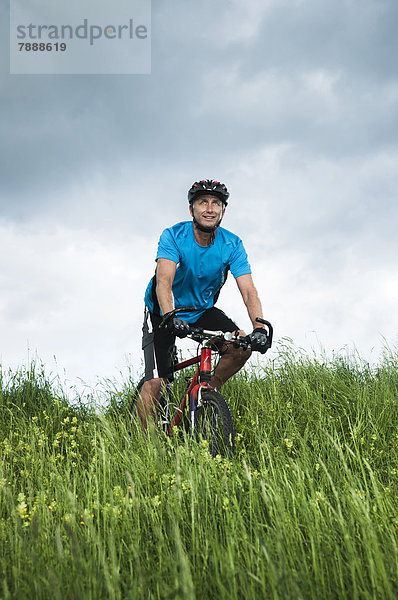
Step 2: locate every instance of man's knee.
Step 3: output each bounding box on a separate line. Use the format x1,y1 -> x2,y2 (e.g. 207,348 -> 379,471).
223,342 -> 252,367
141,377 -> 164,398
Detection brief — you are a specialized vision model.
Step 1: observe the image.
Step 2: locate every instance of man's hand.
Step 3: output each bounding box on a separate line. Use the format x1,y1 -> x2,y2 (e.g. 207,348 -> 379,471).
164,313 -> 190,338
247,328 -> 269,354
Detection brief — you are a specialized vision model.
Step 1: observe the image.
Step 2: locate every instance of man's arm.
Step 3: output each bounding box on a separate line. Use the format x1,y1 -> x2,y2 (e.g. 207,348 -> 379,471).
236,274 -> 265,330
155,258 -> 177,316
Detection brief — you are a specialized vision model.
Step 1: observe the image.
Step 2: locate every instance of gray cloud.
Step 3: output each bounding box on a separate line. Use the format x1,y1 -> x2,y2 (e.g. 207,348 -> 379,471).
2,0 -> 396,222
235,0 -> 398,80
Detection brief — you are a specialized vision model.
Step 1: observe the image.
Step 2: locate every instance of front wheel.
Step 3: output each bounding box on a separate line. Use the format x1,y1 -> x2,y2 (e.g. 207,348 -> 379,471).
193,390 -> 235,457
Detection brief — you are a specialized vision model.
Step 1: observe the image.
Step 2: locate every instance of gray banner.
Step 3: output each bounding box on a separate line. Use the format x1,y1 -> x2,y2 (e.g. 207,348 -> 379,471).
10,0 -> 151,74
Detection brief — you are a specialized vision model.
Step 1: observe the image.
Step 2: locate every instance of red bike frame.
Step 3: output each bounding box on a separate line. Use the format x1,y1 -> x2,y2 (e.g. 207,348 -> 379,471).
166,346 -> 214,436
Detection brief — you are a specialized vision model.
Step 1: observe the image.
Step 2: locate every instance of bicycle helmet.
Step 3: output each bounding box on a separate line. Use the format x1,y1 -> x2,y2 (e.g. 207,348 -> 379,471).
188,179 -> 229,206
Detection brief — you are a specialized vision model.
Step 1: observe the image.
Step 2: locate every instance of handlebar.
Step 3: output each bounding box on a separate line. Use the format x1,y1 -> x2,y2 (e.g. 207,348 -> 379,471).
187,327 -> 250,349
159,307 -> 273,352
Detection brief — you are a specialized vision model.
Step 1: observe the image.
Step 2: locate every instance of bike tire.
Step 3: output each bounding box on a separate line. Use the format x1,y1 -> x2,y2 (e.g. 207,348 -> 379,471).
193,390 -> 235,457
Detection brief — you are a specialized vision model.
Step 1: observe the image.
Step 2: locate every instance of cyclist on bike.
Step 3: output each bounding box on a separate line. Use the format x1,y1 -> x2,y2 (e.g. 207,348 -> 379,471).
138,179 -> 269,429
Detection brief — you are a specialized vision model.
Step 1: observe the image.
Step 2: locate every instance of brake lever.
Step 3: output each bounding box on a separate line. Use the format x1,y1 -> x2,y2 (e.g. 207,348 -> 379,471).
188,327 -> 204,342
232,334 -> 250,350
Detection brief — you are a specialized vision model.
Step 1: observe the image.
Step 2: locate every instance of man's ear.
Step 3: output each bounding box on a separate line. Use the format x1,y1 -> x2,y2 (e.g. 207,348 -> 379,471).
189,203 -> 193,217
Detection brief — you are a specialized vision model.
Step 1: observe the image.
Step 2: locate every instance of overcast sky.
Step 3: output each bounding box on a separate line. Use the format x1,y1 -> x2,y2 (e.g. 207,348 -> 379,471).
1,0 -> 397,396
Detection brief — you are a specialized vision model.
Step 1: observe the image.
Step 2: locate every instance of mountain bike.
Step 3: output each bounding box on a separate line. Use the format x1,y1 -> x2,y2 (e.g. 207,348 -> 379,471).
130,308 -> 273,457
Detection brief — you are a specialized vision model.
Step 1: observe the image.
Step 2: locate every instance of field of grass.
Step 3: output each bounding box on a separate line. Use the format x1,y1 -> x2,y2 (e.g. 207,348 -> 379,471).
1,345 -> 398,599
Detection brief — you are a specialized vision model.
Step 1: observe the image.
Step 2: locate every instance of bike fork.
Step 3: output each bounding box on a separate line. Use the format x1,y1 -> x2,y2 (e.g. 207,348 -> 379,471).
190,392 -> 197,437
212,411 -> 219,455
190,346 -> 212,437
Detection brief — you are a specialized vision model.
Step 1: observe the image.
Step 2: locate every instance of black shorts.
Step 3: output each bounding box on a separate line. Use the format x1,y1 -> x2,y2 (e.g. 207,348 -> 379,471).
142,307 -> 239,381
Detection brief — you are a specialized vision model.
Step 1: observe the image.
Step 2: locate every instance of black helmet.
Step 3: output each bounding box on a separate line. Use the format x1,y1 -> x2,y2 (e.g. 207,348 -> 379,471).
188,179 -> 229,206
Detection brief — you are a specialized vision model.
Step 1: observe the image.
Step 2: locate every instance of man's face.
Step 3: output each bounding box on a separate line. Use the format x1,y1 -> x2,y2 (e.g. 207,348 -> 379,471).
190,194 -> 225,229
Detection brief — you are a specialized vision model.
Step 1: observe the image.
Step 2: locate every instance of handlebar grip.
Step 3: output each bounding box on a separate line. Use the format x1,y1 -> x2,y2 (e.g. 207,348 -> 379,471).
255,318 -> 273,350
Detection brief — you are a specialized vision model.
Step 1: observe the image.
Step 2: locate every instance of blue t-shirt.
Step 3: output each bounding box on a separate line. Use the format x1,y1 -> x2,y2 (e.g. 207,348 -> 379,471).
144,221 -> 251,322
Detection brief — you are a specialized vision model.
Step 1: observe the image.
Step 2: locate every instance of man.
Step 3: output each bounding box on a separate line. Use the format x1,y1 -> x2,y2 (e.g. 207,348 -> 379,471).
138,179 -> 269,429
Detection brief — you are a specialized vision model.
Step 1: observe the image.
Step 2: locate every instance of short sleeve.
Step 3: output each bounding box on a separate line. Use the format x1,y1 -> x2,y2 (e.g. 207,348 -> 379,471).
156,228 -> 180,264
229,239 -> 251,278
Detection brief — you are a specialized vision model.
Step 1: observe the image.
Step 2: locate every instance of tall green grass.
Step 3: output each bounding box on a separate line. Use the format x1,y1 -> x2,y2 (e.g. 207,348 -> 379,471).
1,347 -> 397,599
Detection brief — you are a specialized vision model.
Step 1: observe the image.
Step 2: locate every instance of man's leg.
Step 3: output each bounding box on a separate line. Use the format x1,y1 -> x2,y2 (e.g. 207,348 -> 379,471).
136,378 -> 166,430
210,329 -> 251,390
139,309 -> 175,431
